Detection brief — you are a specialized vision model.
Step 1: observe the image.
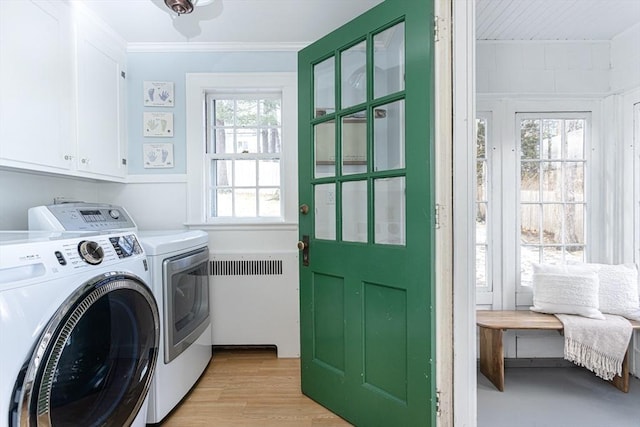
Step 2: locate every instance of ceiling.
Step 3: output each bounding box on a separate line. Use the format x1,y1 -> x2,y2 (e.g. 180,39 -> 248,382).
78,0 -> 640,47
476,0 -> 640,41
76,0 -> 383,47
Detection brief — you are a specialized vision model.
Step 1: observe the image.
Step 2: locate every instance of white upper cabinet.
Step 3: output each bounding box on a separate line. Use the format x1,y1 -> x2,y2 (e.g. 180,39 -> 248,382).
0,0 -> 127,181
0,0 -> 74,171
75,18 -> 127,179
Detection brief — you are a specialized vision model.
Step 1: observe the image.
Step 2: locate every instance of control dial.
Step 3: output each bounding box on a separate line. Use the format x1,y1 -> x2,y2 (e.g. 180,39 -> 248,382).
109,209 -> 121,219
78,240 -> 104,265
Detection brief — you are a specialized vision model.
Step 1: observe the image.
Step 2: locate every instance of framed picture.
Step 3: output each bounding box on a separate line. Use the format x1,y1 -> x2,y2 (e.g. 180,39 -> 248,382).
143,143 -> 174,168
143,81 -> 174,107
144,112 -> 173,137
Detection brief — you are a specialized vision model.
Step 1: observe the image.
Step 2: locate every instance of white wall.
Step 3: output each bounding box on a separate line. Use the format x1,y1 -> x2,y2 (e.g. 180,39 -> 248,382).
0,169 -> 102,230
99,178 -> 189,230
477,41 -> 610,95
611,23 -> 640,92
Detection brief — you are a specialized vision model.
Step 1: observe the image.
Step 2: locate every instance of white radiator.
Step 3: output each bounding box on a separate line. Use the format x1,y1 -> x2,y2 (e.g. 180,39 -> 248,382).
209,251 -> 300,358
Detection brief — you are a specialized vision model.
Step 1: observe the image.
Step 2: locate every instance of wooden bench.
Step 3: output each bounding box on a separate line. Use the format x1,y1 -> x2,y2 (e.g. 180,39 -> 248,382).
477,310 -> 640,392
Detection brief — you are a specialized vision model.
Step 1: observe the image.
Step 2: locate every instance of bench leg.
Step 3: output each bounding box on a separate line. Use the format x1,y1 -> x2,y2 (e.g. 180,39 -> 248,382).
479,326 -> 504,391
609,349 -> 630,393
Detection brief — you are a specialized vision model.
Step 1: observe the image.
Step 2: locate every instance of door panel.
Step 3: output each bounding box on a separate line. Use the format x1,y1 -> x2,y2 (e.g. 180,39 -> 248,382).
299,1 -> 434,425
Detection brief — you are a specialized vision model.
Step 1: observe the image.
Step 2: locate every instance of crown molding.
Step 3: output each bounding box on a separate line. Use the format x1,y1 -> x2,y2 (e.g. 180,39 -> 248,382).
127,41 -> 309,53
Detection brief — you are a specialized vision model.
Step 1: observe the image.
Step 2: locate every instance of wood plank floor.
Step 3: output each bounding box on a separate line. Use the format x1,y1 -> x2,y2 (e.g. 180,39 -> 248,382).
160,348 -> 352,426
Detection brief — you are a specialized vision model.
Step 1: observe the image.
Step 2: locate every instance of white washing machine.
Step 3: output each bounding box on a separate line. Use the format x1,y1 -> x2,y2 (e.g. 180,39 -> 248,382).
0,230 -> 159,427
28,204 -> 212,424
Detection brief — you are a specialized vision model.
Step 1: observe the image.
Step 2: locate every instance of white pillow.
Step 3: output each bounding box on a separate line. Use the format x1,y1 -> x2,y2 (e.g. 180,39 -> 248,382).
571,263 -> 640,321
530,263 -> 604,320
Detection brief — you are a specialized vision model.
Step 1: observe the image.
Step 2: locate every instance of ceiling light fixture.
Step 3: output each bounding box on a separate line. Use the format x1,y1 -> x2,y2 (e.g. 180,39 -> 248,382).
164,0 -> 214,15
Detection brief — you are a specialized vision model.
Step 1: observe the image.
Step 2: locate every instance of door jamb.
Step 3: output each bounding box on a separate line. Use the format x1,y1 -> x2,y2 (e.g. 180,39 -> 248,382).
452,0 -> 477,426
434,0 -> 453,425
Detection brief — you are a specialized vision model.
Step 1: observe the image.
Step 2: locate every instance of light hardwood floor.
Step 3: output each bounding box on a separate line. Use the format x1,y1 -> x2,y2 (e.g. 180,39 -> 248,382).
160,348 -> 352,426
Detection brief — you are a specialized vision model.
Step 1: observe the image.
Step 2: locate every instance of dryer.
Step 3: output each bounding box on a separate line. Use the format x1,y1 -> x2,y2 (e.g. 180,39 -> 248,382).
137,230 -> 211,424
0,231 -> 159,427
28,204 -> 212,424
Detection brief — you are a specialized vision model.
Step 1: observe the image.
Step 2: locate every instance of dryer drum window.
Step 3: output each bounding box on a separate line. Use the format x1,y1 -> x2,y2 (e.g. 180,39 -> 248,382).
11,273 -> 160,427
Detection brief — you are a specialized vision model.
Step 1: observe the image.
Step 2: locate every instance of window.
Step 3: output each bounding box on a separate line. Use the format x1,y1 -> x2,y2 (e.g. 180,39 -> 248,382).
475,116 -> 490,292
185,73 -> 297,226
474,103 -> 594,308
206,95 -> 282,218
517,114 -> 587,285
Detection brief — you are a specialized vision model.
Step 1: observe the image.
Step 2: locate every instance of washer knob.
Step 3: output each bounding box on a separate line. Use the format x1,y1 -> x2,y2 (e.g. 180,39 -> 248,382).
109,209 -> 121,219
78,241 -> 104,265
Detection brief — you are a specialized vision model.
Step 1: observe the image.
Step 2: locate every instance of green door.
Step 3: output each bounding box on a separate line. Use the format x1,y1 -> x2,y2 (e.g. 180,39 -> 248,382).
298,1 -> 435,425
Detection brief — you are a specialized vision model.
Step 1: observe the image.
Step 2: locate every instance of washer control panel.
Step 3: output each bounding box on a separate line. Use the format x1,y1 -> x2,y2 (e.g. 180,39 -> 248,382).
29,203 -> 137,232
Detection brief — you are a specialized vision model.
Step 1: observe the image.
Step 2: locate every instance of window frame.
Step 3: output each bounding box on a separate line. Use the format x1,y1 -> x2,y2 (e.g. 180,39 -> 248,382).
205,93 -> 284,219
185,73 -> 298,226
475,112 -> 494,305
475,98 -> 601,310
515,112 -> 590,288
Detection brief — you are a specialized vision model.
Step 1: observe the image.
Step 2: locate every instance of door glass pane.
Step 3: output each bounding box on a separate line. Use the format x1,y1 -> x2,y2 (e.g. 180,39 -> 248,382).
314,57 -> 335,117
374,100 -> 405,172
374,22 -> 405,98
342,180 -> 367,243
341,41 -> 367,109
342,112 -> 367,175
314,120 -> 335,178
374,177 -> 405,245
315,183 -> 336,240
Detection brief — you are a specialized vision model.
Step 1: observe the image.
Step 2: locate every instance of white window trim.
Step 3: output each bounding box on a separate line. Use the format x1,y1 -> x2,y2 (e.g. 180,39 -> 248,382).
185,72 -> 298,226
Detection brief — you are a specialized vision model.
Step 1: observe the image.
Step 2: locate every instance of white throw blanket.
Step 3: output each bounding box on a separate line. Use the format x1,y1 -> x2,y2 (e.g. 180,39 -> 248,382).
555,313 -> 633,380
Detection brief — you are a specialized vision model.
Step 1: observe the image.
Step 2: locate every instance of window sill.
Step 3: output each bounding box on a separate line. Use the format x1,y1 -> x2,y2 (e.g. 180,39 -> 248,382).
184,221 -> 298,232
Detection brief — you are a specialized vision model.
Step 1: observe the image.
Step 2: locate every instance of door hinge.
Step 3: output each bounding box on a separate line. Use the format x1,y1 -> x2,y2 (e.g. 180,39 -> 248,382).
435,203 -> 442,229
434,15 -> 440,42
436,389 -> 442,416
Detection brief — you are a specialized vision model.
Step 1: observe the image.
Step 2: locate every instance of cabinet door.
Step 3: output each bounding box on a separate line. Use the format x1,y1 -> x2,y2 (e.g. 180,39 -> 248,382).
76,21 -> 127,179
0,0 -> 74,170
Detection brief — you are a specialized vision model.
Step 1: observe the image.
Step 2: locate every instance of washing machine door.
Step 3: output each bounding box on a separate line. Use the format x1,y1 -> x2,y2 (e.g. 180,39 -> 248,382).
10,272 -> 160,427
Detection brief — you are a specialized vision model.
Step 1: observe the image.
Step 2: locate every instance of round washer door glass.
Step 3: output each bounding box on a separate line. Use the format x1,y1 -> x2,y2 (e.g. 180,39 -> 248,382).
12,273 -> 159,427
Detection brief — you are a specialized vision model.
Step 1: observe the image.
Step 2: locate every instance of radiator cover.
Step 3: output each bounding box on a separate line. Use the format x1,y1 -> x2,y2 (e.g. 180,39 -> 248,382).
209,252 -> 299,358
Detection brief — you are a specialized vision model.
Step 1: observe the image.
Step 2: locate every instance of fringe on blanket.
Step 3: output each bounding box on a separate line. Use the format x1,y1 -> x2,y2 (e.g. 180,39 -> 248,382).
564,337 -> 623,380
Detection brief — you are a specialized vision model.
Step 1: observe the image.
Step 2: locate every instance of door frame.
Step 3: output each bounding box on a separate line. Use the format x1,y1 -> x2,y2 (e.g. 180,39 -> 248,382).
451,0 -> 477,426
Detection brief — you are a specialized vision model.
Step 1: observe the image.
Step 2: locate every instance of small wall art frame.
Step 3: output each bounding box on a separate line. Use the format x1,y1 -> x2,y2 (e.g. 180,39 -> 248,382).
144,81 -> 174,106
143,143 -> 174,168
144,112 -> 173,137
